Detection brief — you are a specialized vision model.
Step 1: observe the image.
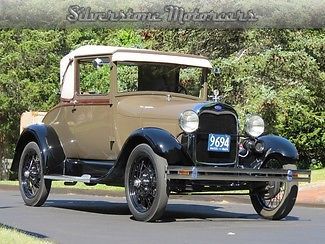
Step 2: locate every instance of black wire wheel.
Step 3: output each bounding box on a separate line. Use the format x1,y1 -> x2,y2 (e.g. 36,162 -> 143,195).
18,142 -> 51,206
250,163 -> 298,220
125,144 -> 169,222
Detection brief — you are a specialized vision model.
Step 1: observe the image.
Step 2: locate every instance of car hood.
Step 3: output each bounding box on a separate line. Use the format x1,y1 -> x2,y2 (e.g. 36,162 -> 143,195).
117,93 -> 202,118
116,93 -> 205,135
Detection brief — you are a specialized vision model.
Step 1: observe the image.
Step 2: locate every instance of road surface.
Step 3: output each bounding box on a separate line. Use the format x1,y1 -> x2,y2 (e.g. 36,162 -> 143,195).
1,189 -> 324,244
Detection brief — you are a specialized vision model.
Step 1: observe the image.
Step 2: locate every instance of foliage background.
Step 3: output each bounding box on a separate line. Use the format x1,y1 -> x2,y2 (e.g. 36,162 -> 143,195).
0,29 -> 324,174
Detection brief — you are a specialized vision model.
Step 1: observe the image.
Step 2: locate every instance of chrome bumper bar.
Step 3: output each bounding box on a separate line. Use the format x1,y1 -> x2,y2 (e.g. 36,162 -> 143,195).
167,166 -> 311,183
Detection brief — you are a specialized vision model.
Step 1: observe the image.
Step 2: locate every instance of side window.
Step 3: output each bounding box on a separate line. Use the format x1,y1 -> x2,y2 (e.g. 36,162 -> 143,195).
117,63 -> 138,93
78,57 -> 110,95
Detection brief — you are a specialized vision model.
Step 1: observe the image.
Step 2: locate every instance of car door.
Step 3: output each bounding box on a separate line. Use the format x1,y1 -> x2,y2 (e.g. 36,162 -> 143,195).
69,56 -> 115,160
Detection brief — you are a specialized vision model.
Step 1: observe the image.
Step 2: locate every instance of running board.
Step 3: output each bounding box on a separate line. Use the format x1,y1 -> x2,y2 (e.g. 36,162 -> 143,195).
44,174 -> 96,183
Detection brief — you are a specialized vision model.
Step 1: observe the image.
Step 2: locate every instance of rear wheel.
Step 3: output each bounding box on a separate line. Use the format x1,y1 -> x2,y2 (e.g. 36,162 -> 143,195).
125,144 -> 169,222
18,142 -> 51,206
250,164 -> 298,220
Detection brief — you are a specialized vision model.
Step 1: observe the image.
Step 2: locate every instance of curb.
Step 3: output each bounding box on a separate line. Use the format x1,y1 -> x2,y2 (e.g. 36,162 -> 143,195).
1,184 -> 323,208
296,182 -> 325,207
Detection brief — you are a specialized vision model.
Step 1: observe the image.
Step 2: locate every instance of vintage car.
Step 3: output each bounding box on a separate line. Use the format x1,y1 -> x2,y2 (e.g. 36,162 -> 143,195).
11,45 -> 310,222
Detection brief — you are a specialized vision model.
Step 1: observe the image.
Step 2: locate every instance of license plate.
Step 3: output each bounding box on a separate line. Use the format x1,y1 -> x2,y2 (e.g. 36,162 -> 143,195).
207,134 -> 231,152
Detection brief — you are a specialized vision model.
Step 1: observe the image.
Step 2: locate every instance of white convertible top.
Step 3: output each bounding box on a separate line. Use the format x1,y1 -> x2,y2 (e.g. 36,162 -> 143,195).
60,45 -> 212,99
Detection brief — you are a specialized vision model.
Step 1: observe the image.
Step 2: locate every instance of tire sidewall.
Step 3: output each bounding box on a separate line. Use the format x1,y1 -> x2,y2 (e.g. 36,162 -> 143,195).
125,143 -> 168,222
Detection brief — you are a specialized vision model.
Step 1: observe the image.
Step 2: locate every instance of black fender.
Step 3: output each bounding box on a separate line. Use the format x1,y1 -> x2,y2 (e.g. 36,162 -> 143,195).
11,124 -> 65,175
258,134 -> 299,165
105,127 -> 193,181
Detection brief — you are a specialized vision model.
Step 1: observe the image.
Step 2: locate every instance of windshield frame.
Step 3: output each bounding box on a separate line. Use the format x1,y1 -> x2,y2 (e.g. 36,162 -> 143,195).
113,61 -> 209,100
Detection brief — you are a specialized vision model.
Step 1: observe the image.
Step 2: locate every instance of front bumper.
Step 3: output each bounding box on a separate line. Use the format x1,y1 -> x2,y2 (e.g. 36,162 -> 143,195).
167,165 -> 311,183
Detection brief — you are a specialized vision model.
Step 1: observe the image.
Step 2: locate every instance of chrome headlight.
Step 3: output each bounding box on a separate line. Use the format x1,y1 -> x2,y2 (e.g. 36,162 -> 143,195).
245,115 -> 265,137
179,110 -> 199,133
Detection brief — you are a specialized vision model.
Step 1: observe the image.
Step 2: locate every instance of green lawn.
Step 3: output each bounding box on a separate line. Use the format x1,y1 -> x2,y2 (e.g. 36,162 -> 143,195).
310,168 -> 325,183
0,226 -> 51,244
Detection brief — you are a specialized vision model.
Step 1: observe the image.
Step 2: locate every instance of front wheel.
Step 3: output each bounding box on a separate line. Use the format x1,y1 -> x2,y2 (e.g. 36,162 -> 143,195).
18,142 -> 51,206
250,164 -> 298,220
125,144 -> 169,222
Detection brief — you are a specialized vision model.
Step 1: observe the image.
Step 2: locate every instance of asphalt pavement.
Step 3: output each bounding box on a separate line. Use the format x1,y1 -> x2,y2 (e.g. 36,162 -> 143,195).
1,189 -> 325,244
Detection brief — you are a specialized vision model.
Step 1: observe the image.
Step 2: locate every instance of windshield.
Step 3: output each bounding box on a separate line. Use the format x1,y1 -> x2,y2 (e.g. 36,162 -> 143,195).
117,62 -> 207,97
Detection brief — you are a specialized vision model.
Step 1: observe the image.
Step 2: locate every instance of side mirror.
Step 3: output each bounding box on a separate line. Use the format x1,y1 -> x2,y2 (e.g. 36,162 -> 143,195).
92,58 -> 104,69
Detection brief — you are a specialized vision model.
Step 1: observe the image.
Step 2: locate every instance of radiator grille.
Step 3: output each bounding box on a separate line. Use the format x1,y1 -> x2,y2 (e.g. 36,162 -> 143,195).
196,111 -> 238,164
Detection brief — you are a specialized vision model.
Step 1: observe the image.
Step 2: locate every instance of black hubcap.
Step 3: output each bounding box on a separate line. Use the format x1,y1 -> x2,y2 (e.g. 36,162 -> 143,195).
129,155 -> 157,213
21,150 -> 41,198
